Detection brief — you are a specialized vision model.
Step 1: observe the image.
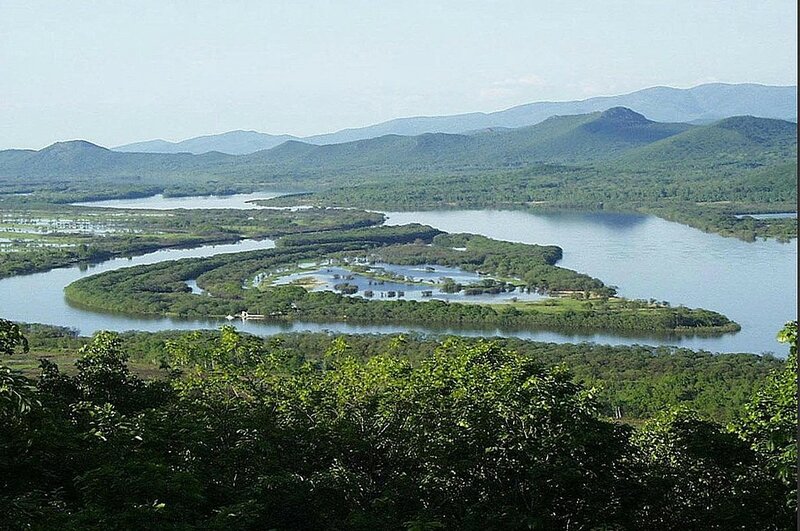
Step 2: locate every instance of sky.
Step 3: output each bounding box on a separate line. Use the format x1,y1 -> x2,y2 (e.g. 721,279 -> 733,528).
1,0 -> 797,149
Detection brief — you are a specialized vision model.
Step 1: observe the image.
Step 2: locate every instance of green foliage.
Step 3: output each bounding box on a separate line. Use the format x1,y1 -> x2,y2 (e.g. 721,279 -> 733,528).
0,319 -> 36,418
0,325 -> 793,529
72,332 -> 144,410
735,321 -> 798,503
7,324 -> 782,422
633,408 -> 790,528
276,223 -> 443,248
0,319 -> 28,356
0,366 -> 38,419
0,204 -> 385,279
62,226 -> 738,335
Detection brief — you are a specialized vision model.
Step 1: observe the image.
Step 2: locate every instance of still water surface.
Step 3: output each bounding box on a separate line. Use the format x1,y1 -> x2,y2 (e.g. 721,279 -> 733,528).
386,210 -> 797,354
271,263 -> 546,303
72,192 -> 287,210
2,195 -> 796,355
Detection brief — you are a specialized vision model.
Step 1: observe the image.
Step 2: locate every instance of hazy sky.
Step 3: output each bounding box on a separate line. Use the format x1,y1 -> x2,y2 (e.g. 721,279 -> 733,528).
1,1 -> 796,149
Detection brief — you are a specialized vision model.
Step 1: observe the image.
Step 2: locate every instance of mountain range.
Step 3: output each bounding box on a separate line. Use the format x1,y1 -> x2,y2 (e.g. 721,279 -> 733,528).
239,107 -> 695,172
115,130 -> 299,156
1,107 -> 795,188
113,83 -> 797,155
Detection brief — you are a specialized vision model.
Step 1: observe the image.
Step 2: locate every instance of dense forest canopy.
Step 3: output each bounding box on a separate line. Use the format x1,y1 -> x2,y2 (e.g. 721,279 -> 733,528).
0,319 -> 796,529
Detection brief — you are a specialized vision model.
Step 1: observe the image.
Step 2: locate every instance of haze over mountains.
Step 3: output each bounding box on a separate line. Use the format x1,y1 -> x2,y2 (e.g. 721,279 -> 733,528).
113,83 -> 797,155
116,131 -> 300,156
1,108 -> 795,187
242,107 -> 696,172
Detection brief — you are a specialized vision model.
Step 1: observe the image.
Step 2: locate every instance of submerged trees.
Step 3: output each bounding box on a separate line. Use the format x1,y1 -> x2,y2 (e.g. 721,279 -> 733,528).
63,226 -> 740,335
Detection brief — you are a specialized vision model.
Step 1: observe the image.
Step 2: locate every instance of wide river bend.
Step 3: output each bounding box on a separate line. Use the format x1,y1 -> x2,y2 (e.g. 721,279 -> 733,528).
0,193 -> 795,355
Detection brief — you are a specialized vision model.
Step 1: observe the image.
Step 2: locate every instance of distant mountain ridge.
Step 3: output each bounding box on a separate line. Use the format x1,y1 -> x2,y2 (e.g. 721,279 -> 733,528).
3,109 -> 794,185
112,83 -> 797,155
0,139 -> 233,179
115,130 -> 299,155
239,107 -> 695,171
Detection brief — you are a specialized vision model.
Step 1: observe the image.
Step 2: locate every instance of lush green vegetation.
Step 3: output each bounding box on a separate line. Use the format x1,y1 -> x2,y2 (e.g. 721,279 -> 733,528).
1,319 -> 796,529
643,201 -> 797,242
257,114 -> 797,241
1,112 -> 795,240
0,202 -> 384,278
261,159 -> 797,242
63,226 -> 738,335
0,99 -> 795,529
374,232 -> 603,293
5,323 -> 784,424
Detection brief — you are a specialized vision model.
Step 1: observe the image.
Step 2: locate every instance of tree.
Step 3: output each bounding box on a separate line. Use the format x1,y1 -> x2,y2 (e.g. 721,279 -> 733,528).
0,319 -> 28,357
633,407 -> 790,529
735,321 -> 798,507
0,319 -> 36,417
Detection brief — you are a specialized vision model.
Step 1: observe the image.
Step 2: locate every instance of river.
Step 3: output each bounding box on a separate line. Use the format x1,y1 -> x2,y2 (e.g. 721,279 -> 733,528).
73,192 -> 288,210
1,194 -> 796,355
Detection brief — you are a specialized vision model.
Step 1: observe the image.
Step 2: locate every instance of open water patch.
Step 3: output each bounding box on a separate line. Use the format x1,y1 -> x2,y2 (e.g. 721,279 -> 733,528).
267,260 -> 546,303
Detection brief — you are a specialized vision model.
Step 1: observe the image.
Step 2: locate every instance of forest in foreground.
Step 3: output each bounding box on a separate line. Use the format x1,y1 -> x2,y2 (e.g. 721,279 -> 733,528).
1,319 -> 796,529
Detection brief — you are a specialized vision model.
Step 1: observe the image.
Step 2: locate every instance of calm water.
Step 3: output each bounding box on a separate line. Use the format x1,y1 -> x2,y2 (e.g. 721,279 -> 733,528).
271,263 -> 546,303
733,212 -> 797,220
1,195 -> 796,355
385,210 -> 797,355
72,192 -> 289,210
0,239 -> 276,332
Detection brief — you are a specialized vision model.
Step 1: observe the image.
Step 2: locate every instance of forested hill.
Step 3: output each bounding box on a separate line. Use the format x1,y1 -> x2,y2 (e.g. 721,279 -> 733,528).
613,115 -> 798,170
0,140 -> 235,180
236,107 -> 693,170
1,110 -> 793,183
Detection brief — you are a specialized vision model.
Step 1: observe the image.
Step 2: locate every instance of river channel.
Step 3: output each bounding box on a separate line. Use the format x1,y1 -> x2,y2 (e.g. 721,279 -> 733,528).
1,193 -> 795,355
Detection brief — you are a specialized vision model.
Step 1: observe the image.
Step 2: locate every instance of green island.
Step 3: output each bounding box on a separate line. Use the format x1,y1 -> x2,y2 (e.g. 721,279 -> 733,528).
1,319 -> 796,529
64,224 -> 739,335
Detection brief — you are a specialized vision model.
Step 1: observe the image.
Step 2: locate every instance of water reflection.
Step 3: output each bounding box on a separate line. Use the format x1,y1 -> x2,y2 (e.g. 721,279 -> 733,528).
0,203 -> 795,355
385,209 -> 797,355
71,192 -> 290,210
532,210 -> 649,231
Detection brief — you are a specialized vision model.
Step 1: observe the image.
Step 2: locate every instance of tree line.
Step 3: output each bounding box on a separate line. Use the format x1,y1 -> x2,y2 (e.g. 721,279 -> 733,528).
63,226 -> 739,335
1,319 -> 796,529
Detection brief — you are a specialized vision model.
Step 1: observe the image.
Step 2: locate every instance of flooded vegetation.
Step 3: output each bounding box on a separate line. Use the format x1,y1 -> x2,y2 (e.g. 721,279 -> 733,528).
268,260 -> 547,303
0,201 -> 384,278
0,195 -> 792,352
62,224 -> 739,336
